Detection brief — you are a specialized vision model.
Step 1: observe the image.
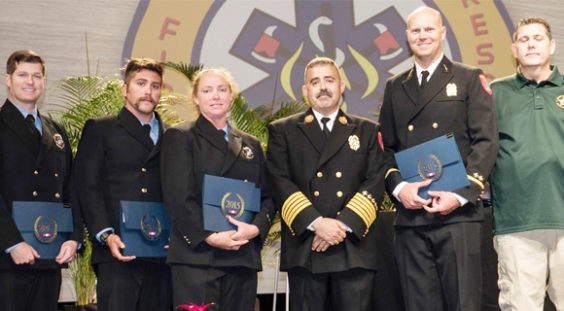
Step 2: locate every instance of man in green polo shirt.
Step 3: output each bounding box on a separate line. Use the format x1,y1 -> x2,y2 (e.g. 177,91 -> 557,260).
491,17 -> 564,311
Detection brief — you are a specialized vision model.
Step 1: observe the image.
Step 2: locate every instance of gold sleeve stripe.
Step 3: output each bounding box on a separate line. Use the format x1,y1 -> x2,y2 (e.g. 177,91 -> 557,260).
281,191 -> 312,228
385,168 -> 400,179
345,192 -> 376,227
467,175 -> 484,190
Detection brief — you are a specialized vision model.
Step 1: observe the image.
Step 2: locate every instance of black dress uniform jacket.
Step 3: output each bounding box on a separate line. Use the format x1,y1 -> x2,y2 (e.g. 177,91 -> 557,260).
267,108 -> 386,273
161,115 -> 275,270
74,107 -> 166,264
0,100 -> 82,269
379,56 -> 499,226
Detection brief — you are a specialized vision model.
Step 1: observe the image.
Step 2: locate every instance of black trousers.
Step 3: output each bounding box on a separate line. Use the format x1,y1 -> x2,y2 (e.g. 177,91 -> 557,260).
0,268 -> 61,311
287,267 -> 376,311
395,222 -> 482,311
95,260 -> 171,311
171,264 -> 257,311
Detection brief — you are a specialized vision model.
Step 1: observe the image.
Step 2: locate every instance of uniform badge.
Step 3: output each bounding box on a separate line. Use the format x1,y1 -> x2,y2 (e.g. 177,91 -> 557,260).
140,215 -> 163,241
241,146 -> 254,160
348,135 -> 360,151
555,95 -> 564,109
446,83 -> 457,97
304,115 -> 314,123
479,74 -> 493,95
338,116 -> 347,125
34,216 -> 58,243
53,133 -> 65,150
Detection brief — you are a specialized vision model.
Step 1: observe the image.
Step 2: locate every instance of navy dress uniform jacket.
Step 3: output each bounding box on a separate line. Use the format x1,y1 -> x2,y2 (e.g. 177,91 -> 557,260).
74,107 -> 167,264
379,56 -> 499,226
0,100 -> 83,269
161,115 -> 275,270
266,109 -> 386,273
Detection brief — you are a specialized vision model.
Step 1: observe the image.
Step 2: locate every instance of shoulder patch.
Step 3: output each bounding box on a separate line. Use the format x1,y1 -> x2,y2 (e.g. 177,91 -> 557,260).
479,74 -> 493,95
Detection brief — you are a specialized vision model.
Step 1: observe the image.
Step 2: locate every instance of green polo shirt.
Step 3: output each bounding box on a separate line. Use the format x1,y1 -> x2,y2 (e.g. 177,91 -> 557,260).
490,66 -> 564,235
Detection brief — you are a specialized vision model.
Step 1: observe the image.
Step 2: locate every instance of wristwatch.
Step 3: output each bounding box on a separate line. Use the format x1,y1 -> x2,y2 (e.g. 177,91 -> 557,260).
100,230 -> 113,246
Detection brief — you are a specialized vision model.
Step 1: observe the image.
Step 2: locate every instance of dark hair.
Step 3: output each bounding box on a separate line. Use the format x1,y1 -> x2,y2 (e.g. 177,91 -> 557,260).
513,17 -> 552,41
6,50 -> 45,75
124,58 -> 163,84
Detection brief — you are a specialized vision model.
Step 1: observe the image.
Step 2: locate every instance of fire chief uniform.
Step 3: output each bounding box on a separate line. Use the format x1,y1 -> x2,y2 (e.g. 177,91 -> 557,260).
74,107 -> 170,311
0,100 -> 83,311
267,108 -> 386,310
379,56 -> 498,311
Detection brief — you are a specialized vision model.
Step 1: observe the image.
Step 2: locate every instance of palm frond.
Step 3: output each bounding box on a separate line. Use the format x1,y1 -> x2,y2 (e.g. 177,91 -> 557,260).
162,62 -> 203,81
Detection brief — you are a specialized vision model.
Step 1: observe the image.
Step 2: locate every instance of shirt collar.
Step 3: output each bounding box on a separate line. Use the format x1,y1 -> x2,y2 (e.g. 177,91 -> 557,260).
516,65 -> 563,88
13,103 -> 38,120
312,108 -> 339,132
415,54 -> 444,84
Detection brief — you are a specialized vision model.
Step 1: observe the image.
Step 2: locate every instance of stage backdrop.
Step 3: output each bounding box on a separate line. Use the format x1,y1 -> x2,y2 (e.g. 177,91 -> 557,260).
1,0 -> 563,118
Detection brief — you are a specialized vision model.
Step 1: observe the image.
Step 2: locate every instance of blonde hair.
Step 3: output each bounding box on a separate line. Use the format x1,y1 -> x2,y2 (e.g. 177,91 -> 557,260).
191,67 -> 240,103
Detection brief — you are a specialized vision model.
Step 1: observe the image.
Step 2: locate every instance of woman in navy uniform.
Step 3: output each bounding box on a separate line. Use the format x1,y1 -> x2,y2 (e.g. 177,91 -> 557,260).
161,68 -> 275,310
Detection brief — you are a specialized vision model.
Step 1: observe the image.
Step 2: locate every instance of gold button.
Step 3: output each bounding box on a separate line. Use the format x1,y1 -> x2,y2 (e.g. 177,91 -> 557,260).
54,173 -> 59,178
335,172 -> 342,178
32,191 -> 38,197
141,168 -> 147,173
336,191 -> 343,198
141,188 -> 148,193
408,125 -> 414,131
33,170 -> 39,175
432,122 -> 438,129
316,172 -> 323,178
54,192 -> 61,199
314,191 -> 320,197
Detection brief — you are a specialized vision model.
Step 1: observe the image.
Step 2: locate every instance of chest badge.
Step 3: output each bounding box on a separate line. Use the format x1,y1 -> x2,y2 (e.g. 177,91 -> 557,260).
53,133 -> 65,150
555,95 -> 564,109
348,135 -> 360,151
446,83 -> 457,97
241,146 -> 254,160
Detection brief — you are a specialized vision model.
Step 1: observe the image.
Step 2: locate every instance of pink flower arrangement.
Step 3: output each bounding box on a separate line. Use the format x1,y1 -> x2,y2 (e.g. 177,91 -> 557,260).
175,303 -> 215,311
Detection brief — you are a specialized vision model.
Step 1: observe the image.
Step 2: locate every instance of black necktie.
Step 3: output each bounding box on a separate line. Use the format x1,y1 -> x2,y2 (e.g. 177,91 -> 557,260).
26,115 -> 41,141
142,124 -> 153,144
321,117 -> 331,138
420,70 -> 430,89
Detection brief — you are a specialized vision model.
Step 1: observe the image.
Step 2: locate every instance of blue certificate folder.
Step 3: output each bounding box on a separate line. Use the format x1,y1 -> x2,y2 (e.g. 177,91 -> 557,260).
202,175 -> 261,232
119,201 -> 170,257
394,134 -> 470,199
12,201 -> 73,259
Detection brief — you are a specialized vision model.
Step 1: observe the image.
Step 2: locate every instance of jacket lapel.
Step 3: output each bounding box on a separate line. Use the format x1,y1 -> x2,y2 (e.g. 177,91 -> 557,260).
409,57 -> 454,121
1,100 -> 40,155
118,107 -> 155,152
146,112 -> 166,161
220,127 -> 243,175
316,111 -> 356,168
36,114 -> 58,165
194,115 -> 228,155
297,109 -> 325,154
401,67 -> 420,107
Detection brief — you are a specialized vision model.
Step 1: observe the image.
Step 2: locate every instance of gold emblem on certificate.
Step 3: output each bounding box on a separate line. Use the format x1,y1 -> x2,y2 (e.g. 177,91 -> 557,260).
348,135 -> 360,151
140,215 -> 163,241
417,154 -> 443,181
34,216 -> 58,243
446,83 -> 457,97
221,192 -> 245,219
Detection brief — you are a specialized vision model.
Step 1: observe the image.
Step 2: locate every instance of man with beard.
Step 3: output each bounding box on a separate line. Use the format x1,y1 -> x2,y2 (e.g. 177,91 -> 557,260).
74,58 -> 171,311
267,56 -> 386,310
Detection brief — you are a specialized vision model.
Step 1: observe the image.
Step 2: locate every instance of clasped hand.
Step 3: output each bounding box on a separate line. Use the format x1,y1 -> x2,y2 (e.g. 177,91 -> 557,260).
398,180 -> 460,215
205,216 -> 259,251
311,218 -> 348,253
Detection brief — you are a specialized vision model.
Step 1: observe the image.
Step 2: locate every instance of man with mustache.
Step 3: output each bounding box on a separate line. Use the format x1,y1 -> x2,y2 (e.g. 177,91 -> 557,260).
379,7 -> 498,311
74,58 -> 171,311
267,56 -> 387,310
